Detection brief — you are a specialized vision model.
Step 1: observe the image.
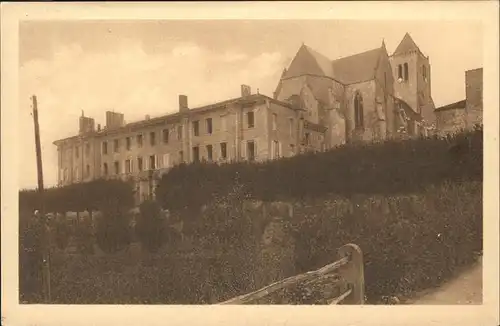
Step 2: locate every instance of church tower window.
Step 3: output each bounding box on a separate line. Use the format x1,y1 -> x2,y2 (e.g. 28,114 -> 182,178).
397,64 -> 403,80
354,92 -> 364,129
403,63 -> 409,81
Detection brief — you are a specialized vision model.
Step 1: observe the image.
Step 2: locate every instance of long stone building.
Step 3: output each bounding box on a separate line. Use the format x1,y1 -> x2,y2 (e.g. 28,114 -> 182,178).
53,32 -> 439,203
54,86 -> 327,202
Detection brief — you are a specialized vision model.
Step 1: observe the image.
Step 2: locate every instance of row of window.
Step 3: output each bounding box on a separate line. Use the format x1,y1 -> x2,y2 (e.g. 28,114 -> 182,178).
74,143 -> 91,159
100,139 -> 268,176
101,111 -> 258,155
397,63 -> 428,82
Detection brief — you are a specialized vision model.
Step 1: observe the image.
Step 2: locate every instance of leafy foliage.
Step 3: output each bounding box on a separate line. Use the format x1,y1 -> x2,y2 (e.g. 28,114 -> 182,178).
136,200 -> 164,253
156,128 -> 482,210
95,202 -> 132,254
19,178 -> 135,214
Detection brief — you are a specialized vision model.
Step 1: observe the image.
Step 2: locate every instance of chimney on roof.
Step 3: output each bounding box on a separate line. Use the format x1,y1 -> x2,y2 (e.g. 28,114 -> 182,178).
105,111 -> 125,129
241,84 -> 251,97
79,114 -> 95,135
179,95 -> 188,113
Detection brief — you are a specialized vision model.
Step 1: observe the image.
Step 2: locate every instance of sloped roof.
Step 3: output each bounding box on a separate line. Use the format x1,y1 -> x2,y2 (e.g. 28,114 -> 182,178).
434,100 -> 466,112
284,44 -> 330,78
283,43 -> 384,85
393,33 -> 424,56
305,45 -> 334,77
394,97 -> 423,122
331,47 -> 383,85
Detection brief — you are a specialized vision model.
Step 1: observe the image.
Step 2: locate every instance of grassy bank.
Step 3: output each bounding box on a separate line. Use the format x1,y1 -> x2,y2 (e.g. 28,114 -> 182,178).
26,180 -> 482,304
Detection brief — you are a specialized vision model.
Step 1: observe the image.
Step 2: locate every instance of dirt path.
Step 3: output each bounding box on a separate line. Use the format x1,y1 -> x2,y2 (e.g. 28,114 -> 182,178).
406,257 -> 482,305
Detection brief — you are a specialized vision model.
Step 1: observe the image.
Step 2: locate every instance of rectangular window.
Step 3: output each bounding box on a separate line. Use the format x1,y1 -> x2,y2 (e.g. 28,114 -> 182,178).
150,131 -> 156,146
102,141 -> 108,155
149,155 -> 156,170
193,120 -> 200,137
220,142 -> 227,160
397,64 -> 403,80
114,139 -> 119,153
221,116 -> 227,132
247,141 -> 255,161
289,118 -> 294,137
137,157 -> 143,171
75,146 -> 79,159
179,150 -> 184,163
103,163 -> 108,176
126,137 -> 131,151
137,134 -> 143,148
85,143 -> 90,157
206,118 -> 213,135
305,132 -> 310,145
162,129 -> 169,144
192,146 -> 200,162
125,159 -> 131,174
114,161 -> 119,175
404,63 -> 409,81
177,126 -> 183,140
290,144 -> 295,156
86,164 -> 90,177
272,113 -> 277,131
422,65 -> 427,80
206,145 -> 213,161
272,140 -> 280,159
163,153 -> 170,168
247,111 -> 255,128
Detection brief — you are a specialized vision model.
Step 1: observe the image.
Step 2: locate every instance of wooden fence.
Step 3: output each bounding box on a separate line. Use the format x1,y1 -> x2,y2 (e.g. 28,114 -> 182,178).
218,243 -> 364,305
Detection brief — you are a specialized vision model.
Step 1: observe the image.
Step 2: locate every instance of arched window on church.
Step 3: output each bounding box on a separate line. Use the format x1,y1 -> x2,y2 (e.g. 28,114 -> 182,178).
354,92 -> 364,129
403,63 -> 409,81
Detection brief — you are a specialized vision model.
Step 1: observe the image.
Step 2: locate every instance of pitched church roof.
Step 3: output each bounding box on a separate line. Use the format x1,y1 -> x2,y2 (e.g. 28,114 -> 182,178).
283,43 -> 385,85
284,44 -> 334,79
331,47 -> 384,85
393,33 -> 424,56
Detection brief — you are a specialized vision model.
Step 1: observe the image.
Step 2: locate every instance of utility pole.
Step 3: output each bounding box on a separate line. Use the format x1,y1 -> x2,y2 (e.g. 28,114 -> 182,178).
32,95 -> 51,303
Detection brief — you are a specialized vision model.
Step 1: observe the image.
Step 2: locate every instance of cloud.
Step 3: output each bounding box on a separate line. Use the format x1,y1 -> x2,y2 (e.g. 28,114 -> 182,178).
19,40 -> 286,189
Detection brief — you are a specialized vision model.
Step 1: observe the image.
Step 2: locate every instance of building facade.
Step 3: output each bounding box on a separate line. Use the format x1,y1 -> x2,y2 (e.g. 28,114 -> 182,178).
53,86 -> 326,203
54,32 -> 449,203
434,68 -> 483,136
273,33 -> 435,146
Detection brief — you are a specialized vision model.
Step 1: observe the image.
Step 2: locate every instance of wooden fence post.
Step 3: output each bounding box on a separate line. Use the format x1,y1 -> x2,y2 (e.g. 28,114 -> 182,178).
337,243 -> 365,304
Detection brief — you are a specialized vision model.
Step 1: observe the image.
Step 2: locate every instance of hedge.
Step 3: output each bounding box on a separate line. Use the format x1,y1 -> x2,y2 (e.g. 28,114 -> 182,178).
19,178 -> 135,215
156,127 -> 482,211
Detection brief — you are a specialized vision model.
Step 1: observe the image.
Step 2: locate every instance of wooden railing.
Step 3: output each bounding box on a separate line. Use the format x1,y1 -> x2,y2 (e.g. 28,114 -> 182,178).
218,243 -> 364,305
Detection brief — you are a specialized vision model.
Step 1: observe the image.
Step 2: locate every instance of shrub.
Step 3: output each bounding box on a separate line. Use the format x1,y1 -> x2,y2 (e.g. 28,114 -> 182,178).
156,128 -> 482,210
53,217 -> 71,251
136,200 -> 164,253
95,202 -> 132,254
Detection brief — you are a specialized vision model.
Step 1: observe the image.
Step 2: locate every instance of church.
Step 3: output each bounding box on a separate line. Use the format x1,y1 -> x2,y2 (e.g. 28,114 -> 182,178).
273,33 -> 436,146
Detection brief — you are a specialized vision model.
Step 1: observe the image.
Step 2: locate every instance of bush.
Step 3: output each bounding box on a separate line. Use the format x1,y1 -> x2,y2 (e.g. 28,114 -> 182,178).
95,202 -> 132,254
136,200 -> 164,253
290,181 -> 482,302
53,217 -> 71,251
19,179 -> 135,215
156,128 -> 482,210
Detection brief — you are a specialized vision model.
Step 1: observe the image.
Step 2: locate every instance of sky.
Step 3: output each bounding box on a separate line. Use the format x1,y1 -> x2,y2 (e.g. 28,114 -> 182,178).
18,20 -> 483,189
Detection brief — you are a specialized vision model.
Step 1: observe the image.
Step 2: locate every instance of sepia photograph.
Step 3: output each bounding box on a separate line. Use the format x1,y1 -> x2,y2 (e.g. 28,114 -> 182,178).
2,2 -> 499,326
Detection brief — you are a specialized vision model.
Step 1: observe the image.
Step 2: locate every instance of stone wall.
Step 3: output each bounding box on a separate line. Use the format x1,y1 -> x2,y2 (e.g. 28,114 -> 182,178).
465,68 -> 483,128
